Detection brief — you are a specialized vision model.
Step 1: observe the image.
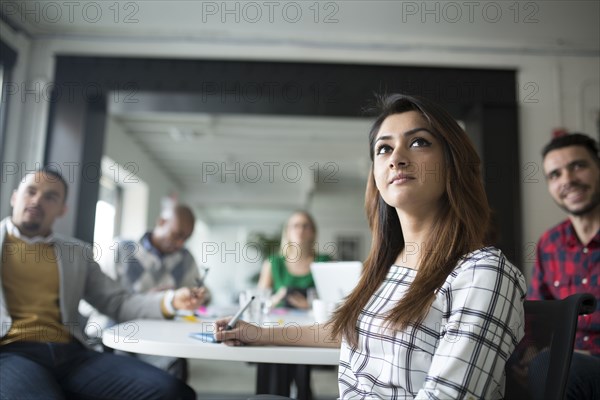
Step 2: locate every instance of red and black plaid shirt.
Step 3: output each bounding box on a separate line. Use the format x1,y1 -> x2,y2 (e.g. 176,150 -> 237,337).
528,219 -> 600,356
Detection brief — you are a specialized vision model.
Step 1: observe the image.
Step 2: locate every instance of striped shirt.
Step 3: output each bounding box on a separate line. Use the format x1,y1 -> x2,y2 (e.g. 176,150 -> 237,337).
338,247 -> 526,399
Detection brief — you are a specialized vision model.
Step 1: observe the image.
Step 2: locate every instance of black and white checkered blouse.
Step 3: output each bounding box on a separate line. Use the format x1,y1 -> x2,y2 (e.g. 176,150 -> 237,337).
338,247 -> 526,399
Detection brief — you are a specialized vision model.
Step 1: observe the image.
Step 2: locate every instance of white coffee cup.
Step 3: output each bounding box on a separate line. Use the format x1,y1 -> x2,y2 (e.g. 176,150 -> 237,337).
312,299 -> 337,324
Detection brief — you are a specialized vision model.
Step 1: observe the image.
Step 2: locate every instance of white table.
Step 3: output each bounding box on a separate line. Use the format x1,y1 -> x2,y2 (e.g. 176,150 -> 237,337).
102,318 -> 340,366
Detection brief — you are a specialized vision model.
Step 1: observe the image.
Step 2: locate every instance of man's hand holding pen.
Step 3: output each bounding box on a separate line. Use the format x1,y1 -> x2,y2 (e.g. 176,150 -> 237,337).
173,286 -> 207,310
173,270 -> 211,310
189,268 -> 212,306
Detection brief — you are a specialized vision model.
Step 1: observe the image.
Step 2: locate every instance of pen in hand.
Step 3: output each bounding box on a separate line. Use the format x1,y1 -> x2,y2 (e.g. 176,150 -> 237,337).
192,267 -> 210,300
226,296 -> 255,331
195,267 -> 210,288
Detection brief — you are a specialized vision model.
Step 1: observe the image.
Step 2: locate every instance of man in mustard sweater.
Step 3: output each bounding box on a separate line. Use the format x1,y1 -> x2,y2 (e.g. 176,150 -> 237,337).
0,167 -> 199,399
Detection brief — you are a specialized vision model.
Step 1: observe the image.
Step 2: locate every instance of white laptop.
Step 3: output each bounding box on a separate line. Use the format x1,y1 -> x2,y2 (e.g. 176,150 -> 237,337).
310,261 -> 363,304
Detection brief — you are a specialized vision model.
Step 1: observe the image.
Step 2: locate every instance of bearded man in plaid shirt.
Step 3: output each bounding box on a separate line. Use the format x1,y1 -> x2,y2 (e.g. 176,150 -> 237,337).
528,132 -> 600,399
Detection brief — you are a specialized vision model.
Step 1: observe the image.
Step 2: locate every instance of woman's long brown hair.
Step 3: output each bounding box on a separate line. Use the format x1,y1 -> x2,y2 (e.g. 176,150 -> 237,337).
330,94 -> 491,347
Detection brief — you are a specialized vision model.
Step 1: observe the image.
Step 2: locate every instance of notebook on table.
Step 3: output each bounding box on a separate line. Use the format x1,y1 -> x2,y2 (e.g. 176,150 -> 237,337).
310,261 -> 363,304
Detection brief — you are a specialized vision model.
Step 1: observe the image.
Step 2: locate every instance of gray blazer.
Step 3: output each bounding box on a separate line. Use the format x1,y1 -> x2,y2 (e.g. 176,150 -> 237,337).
0,217 -> 165,346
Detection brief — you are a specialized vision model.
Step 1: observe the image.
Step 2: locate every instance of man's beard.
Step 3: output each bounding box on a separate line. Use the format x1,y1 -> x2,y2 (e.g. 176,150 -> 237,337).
559,184 -> 600,217
21,222 -> 41,233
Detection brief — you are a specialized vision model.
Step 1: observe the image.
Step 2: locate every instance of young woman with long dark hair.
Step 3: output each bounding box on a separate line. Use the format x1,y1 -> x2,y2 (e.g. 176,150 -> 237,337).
216,94 -> 526,399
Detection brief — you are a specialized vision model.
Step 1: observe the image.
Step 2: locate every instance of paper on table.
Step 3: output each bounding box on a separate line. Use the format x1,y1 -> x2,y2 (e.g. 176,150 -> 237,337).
189,332 -> 218,343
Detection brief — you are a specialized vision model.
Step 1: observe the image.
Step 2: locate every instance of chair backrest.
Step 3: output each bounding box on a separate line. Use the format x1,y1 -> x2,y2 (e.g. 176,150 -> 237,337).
504,293 -> 597,400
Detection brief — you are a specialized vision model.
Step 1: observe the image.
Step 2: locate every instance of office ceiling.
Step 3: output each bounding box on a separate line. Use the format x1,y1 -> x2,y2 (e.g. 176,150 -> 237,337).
2,1 -> 598,53
110,111 -> 372,217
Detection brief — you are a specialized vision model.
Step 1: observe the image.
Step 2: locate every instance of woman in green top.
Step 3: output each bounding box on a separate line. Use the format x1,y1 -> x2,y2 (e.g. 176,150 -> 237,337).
258,210 -> 330,309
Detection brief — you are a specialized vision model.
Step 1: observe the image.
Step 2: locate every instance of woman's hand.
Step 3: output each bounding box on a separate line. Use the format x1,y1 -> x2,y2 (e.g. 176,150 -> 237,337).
214,318 -> 266,346
270,287 -> 287,306
286,291 -> 310,309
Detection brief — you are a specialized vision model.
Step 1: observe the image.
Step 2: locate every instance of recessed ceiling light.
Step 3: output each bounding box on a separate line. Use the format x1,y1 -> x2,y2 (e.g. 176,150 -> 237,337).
168,126 -> 200,141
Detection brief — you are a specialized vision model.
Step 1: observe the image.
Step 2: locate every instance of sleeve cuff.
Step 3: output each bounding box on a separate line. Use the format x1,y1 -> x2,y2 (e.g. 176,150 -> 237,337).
161,290 -> 176,318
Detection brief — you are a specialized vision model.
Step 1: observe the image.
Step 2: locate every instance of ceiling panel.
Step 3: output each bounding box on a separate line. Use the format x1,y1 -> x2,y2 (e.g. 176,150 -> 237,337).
111,112 -> 372,216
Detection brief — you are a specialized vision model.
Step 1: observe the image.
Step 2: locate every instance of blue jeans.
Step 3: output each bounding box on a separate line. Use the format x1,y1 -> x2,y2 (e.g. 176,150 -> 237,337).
529,350 -> 600,400
0,341 -> 196,400
565,352 -> 600,400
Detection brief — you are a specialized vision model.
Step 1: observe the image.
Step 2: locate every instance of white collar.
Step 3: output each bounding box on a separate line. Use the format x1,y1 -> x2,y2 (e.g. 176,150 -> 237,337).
6,219 -> 55,244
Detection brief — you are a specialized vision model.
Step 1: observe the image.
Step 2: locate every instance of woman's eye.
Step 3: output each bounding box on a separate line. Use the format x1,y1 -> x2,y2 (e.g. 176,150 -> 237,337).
410,138 -> 432,148
375,144 -> 392,155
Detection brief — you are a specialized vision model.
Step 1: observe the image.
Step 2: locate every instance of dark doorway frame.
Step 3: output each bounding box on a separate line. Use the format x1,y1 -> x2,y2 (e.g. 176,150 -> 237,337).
45,56 -> 522,265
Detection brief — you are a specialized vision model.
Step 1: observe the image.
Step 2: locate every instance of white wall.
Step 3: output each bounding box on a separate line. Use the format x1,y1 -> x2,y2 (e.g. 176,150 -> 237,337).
516,57 -> 599,277
187,221 -> 270,306
310,186 -> 371,262
103,117 -> 178,231
0,21 -> 31,218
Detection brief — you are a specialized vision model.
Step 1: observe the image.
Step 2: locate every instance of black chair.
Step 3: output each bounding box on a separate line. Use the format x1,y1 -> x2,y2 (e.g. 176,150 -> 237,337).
505,293 -> 597,400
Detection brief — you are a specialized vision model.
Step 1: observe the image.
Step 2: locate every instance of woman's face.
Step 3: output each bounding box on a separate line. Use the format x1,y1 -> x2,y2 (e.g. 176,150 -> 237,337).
372,111 -> 446,214
286,213 -> 315,246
